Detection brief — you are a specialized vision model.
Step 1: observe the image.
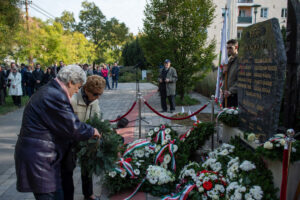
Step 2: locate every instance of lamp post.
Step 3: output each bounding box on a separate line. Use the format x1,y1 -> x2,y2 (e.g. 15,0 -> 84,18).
252,4 -> 261,24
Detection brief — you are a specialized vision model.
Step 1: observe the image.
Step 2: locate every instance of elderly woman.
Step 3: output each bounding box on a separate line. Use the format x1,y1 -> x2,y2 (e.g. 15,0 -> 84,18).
8,66 -> 23,107
61,75 -> 105,200
14,65 -> 101,200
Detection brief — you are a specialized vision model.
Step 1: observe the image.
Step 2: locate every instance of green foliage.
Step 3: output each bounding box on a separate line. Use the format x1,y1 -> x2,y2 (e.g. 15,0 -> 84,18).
55,11 -> 76,31
0,0 -> 22,60
175,94 -> 199,106
122,37 -> 147,68
176,122 -> 214,176
218,109 -> 239,127
229,138 -> 279,200
76,115 -> 123,177
77,1 -> 132,63
256,139 -> 300,163
141,0 -> 216,99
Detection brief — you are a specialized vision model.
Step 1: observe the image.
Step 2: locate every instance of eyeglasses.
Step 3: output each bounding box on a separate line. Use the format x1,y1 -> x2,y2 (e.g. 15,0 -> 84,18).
227,47 -> 234,50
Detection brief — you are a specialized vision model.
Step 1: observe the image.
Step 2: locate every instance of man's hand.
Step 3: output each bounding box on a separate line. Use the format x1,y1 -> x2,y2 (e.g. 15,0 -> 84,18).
223,64 -> 228,73
37,80 -> 40,84
159,78 -> 162,83
93,128 -> 101,139
224,90 -> 231,98
165,78 -> 170,83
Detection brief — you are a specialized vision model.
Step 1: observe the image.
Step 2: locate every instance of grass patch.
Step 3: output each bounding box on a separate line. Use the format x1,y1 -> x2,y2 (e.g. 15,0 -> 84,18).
171,113 -> 213,126
175,94 -> 199,106
0,95 -> 29,115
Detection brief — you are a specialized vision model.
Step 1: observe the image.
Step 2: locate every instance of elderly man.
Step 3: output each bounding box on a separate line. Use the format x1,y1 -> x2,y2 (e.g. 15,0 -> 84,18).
158,59 -> 178,113
14,65 -> 101,200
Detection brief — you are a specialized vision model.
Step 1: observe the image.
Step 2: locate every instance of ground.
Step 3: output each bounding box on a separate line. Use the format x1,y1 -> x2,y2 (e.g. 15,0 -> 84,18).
0,83 -> 219,200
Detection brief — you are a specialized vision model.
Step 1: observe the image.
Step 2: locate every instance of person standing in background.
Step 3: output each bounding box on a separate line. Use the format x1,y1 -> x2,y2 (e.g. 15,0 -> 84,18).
43,67 -> 54,85
20,63 -> 27,96
158,59 -> 178,113
111,62 -> 119,89
8,67 -> 22,107
32,63 -> 44,91
0,65 -> 6,105
101,64 -> 111,90
24,65 -> 35,97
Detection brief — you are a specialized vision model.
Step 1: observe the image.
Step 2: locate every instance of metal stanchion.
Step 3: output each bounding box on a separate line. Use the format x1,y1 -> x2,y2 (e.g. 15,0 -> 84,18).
211,95 -> 215,150
138,92 -> 142,139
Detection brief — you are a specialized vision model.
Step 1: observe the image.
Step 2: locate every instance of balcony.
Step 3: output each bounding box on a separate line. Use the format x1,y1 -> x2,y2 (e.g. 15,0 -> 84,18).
238,16 -> 252,23
238,0 -> 253,3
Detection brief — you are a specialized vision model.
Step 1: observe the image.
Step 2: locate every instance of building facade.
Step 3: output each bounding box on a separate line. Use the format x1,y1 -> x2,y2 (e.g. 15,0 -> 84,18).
208,0 -> 287,65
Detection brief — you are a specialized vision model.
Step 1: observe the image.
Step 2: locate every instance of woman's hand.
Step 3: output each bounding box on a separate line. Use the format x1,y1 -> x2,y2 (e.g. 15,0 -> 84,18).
93,128 -> 101,139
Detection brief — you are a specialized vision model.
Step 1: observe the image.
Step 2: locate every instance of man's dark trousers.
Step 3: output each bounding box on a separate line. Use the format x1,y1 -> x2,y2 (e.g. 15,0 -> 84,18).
222,93 -> 238,108
33,189 -> 63,200
160,84 -> 176,111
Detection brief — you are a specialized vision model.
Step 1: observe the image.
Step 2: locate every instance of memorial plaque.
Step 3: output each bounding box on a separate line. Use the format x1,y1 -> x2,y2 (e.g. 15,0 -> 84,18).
238,18 -> 287,139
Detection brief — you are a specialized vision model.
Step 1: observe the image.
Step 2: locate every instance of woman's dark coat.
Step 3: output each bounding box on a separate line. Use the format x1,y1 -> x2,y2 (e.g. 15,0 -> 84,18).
14,79 -> 94,193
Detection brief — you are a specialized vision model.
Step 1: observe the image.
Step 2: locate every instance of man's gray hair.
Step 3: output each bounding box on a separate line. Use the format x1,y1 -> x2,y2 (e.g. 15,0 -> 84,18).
57,65 -> 87,84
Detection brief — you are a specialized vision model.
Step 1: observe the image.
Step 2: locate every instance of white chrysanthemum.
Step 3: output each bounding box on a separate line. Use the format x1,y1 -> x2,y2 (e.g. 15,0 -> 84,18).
211,162 -> 222,172
226,109 -> 234,114
247,133 -> 256,142
154,127 -> 160,132
145,152 -> 150,158
250,186 -> 263,200
223,108 -> 228,111
198,186 -> 204,193
165,134 -> 171,141
172,145 -> 178,153
164,154 -> 171,164
165,128 -> 171,134
264,141 -> 273,149
219,149 -> 229,156
148,130 -> 154,137
240,160 -> 256,171
292,147 -> 297,152
233,110 -> 239,115
134,169 -> 140,175
120,170 -> 127,178
280,139 -> 286,146
109,171 -> 117,178
275,134 -> 285,138
149,177 -> 157,184
137,150 -> 144,158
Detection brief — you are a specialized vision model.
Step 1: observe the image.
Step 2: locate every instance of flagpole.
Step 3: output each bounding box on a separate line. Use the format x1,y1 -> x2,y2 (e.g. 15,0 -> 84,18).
225,70 -> 228,108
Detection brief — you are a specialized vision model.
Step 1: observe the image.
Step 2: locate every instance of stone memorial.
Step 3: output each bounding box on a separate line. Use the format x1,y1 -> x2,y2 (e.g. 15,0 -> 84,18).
237,18 -> 287,139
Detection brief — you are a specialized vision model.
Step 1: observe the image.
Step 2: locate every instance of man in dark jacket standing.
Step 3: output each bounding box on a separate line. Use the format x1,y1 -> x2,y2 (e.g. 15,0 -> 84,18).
14,65 -> 101,200
32,63 -> 44,91
24,65 -> 35,97
0,65 -> 6,105
158,59 -> 178,113
222,39 -> 239,108
111,62 -> 119,89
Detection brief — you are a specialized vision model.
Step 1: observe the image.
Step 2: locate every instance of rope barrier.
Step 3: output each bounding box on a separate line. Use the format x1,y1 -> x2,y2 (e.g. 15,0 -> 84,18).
144,100 -> 209,120
109,101 -> 137,122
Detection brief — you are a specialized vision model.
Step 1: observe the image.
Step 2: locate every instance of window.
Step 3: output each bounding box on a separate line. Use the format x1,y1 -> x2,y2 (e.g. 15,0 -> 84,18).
260,8 -> 268,18
239,10 -> 246,17
222,8 -> 226,17
281,8 -> 287,18
237,30 -> 243,39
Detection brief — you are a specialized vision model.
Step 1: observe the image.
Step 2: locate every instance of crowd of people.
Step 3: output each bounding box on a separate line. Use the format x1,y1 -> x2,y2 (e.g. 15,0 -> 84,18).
0,61 -> 120,107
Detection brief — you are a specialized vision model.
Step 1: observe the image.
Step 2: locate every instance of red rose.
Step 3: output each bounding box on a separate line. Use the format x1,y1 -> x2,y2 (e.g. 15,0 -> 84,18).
203,181 -> 213,191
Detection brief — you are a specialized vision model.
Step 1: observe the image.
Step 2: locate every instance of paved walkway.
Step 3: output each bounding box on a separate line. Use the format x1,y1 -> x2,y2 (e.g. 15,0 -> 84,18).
0,83 -> 218,200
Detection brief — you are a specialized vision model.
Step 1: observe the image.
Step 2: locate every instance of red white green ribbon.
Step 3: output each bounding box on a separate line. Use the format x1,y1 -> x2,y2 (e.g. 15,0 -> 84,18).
124,177 -> 146,200
118,158 -> 135,178
162,184 -> 196,200
155,125 -> 166,144
123,140 -> 151,157
179,128 -> 193,141
154,140 -> 176,171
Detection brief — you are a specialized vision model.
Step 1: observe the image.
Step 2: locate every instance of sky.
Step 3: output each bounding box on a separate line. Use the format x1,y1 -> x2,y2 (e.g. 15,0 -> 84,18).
27,0 -> 147,35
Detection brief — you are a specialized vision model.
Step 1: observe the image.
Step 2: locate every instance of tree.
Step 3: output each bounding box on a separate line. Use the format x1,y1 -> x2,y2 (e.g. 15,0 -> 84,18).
77,1 -> 132,63
122,37 -> 147,67
55,11 -> 76,32
0,0 -> 22,60
141,0 -> 216,99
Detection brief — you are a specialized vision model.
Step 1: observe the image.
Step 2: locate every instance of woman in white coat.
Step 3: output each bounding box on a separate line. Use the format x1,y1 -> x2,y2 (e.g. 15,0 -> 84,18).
8,67 -> 23,107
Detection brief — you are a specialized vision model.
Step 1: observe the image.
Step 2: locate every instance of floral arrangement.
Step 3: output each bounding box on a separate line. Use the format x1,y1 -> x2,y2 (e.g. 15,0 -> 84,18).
76,115 -> 123,177
104,123 -> 214,196
217,107 -> 239,127
255,134 -> 300,163
162,138 -> 278,200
